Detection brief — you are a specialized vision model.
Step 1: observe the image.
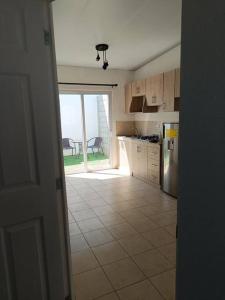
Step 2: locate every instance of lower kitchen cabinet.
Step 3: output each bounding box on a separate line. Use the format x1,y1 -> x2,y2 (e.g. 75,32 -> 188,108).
117,138 -> 132,175
117,137 -> 161,185
132,142 -> 148,180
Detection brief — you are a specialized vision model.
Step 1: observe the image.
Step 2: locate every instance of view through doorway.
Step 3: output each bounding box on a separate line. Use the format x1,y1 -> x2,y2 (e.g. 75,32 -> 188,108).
59,92 -> 112,174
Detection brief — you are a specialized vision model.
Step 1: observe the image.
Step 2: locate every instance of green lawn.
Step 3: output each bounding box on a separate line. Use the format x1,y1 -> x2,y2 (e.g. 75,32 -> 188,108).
64,152 -> 108,167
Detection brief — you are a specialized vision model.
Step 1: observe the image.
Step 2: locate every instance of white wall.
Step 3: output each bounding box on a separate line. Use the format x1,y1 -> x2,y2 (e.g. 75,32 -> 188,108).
134,45 -> 181,79
134,45 -> 181,123
57,65 -> 134,167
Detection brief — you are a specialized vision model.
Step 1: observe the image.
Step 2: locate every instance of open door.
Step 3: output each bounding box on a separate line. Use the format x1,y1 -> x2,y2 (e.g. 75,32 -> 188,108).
0,1 -> 71,300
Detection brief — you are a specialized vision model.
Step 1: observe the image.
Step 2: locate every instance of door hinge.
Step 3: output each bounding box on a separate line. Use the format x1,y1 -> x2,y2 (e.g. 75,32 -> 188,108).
44,30 -> 51,46
56,177 -> 63,190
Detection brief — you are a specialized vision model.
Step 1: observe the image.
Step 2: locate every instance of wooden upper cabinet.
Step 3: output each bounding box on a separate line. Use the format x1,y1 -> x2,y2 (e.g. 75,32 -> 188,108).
175,68 -> 181,98
131,79 -> 146,97
146,73 -> 163,106
125,83 -> 132,113
160,70 -> 175,112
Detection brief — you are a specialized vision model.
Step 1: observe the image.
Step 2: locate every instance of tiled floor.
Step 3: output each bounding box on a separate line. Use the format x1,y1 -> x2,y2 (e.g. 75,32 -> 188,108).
66,170 -> 177,300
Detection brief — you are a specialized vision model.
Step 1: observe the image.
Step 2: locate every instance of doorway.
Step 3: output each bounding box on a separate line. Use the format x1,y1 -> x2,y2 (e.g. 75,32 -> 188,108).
59,92 -> 112,174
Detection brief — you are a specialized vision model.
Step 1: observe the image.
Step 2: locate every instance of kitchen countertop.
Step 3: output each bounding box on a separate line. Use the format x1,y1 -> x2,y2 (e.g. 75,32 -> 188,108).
117,136 -> 161,145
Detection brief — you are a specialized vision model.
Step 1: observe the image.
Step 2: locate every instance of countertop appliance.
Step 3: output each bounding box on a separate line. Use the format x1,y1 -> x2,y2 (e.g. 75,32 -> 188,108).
139,135 -> 159,143
162,123 -> 179,197
128,134 -> 160,143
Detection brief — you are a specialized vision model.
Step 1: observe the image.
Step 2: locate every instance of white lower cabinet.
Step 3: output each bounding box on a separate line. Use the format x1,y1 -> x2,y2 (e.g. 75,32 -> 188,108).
118,137 -> 161,185
132,142 -> 148,180
117,138 -> 132,175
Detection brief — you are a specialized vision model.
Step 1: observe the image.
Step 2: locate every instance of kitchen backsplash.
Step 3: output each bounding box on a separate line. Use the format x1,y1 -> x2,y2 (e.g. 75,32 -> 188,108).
116,121 -> 162,137
134,121 -> 161,136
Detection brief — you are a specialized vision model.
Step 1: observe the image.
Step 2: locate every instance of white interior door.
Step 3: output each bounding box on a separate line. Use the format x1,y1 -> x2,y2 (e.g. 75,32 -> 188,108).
0,1 -> 71,299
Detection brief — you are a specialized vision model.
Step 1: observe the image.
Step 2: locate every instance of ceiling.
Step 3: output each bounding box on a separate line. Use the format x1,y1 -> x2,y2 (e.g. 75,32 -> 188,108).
52,0 -> 181,70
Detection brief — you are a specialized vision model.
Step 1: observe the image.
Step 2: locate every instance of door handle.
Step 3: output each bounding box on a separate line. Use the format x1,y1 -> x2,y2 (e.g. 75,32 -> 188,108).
168,140 -> 174,151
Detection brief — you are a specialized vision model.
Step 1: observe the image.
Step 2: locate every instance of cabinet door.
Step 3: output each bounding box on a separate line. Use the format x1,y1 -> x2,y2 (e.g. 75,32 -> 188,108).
175,68 -> 181,98
132,143 -> 147,180
125,83 -> 132,113
160,70 -> 175,112
147,145 -> 161,185
146,74 -> 163,106
132,80 -> 146,97
118,140 -> 132,174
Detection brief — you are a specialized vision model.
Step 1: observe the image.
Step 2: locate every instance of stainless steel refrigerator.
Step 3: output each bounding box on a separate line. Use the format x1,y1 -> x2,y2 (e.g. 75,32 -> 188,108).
162,123 -> 179,197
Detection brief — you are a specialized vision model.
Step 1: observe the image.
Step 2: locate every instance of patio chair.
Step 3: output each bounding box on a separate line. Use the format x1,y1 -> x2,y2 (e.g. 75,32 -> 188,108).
87,137 -> 103,155
62,138 -> 76,156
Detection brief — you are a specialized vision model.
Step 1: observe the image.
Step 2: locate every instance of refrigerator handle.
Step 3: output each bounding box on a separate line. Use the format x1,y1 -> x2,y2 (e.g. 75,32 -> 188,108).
168,140 -> 171,151
168,139 -> 174,151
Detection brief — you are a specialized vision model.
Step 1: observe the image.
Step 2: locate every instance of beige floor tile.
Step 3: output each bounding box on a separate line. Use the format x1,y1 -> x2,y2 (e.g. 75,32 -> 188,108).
142,228 -> 175,247
87,199 -> 108,208
103,257 -> 145,290
78,217 -> 104,233
127,218 -> 159,233
133,249 -> 172,277
71,249 -> 99,274
119,210 -> 146,221
69,222 -> 81,236
151,269 -> 176,300
97,292 -> 119,300
69,202 -> 90,212
68,213 -> 75,224
118,234 -> 153,256
150,211 -> 177,227
93,205 -> 115,216
138,205 -> 163,217
164,223 -> 177,238
72,209 -> 97,222
74,268 -> 113,300
70,234 -> 89,253
117,279 -> 164,300
158,242 -> 176,266
107,223 -> 137,239
92,241 -> 128,265
98,213 -> 125,227
84,228 -> 114,247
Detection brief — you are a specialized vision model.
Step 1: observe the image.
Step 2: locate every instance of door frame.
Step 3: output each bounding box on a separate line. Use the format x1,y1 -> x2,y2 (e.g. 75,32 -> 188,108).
59,88 -> 113,173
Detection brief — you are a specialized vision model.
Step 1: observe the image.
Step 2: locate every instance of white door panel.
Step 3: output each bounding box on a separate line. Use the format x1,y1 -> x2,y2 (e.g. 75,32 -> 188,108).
0,1 -> 70,300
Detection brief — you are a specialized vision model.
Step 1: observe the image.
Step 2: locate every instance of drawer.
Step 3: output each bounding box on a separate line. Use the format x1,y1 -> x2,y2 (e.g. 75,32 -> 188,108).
148,167 -> 160,184
149,173 -> 160,184
148,146 -> 160,161
148,160 -> 160,170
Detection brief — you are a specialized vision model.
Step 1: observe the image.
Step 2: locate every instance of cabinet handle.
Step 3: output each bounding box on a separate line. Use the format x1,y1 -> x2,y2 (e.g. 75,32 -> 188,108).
136,86 -> 140,94
137,146 -> 141,152
152,96 -> 157,103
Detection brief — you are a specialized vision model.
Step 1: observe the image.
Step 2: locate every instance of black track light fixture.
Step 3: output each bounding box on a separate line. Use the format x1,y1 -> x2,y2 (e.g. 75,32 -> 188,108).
95,44 -> 109,70
96,51 -> 100,61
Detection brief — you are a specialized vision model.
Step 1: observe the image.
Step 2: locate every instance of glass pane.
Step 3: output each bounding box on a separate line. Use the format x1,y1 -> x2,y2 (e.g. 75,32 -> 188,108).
84,94 -> 111,171
59,94 -> 85,174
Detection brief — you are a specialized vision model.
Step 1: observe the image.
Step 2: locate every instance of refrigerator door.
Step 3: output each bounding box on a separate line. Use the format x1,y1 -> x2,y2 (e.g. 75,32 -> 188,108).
162,123 -> 179,197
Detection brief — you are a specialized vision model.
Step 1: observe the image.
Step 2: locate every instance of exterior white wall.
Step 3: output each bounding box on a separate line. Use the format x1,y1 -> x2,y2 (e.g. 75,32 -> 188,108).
59,94 -> 98,142
134,45 -> 181,124
57,65 -> 134,167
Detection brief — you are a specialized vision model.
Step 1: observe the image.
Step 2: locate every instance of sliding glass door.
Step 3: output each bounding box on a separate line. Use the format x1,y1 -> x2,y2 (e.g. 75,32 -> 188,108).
59,92 -> 112,174
84,94 -> 111,171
